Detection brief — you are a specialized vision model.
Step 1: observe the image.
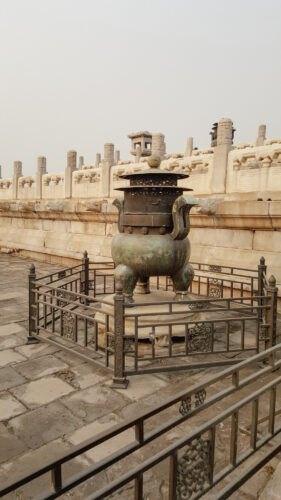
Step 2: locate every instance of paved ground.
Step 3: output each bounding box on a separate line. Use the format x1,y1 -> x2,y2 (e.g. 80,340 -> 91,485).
0,254 -> 280,499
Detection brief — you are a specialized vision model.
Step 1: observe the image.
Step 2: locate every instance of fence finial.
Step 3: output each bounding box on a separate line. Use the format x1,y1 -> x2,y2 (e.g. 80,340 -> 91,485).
29,263 -> 35,274
260,256 -> 265,265
115,281 -> 123,294
83,250 -> 88,259
269,275 -> 276,287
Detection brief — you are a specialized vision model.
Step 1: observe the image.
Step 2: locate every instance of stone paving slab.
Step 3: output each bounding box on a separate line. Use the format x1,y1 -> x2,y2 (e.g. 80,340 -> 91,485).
14,354 -> 69,380
67,413 -> 135,463
0,292 -> 23,301
0,349 -> 26,367
61,384 -> 130,422
69,362 -> 110,389
8,401 -> 82,449
0,423 -> 26,464
111,373 -> 168,401
0,366 -> 27,391
0,323 -> 26,337
10,375 -> 74,409
0,333 -> 26,350
15,341 -> 59,359
0,392 -> 26,421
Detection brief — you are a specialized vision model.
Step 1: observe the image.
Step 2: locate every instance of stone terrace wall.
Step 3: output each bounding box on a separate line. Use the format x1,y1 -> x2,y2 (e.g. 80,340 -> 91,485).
0,119 -> 280,303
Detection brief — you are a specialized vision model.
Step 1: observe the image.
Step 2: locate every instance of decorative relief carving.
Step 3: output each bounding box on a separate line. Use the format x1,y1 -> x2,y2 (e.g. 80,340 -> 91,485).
43,174 -> 64,186
176,436 -> 210,499
19,177 -> 35,188
0,179 -> 12,189
74,170 -> 101,184
187,324 -> 212,353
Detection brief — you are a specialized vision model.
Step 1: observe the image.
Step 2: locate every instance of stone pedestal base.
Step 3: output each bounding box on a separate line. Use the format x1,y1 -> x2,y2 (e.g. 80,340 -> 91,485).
96,291 -> 207,347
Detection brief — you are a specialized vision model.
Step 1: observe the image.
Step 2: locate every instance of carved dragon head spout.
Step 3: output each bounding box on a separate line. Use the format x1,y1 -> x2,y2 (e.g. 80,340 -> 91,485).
170,195 -> 198,240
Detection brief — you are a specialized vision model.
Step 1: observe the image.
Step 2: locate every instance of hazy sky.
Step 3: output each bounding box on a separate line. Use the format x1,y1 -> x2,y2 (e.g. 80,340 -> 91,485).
0,0 -> 281,176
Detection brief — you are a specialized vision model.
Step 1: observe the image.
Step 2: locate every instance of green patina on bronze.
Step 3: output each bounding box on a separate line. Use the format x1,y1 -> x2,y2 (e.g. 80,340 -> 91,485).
111,155 -> 198,302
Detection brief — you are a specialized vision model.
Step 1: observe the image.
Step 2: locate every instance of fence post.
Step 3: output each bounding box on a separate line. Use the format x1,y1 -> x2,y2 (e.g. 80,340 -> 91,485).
265,275 -> 278,350
258,256 -> 267,323
112,283 -> 128,389
82,250 -> 89,301
27,264 -> 39,344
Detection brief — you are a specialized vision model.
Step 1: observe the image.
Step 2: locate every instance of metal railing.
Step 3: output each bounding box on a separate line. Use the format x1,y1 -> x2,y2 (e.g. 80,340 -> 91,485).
27,254 -> 278,387
2,344 -> 281,499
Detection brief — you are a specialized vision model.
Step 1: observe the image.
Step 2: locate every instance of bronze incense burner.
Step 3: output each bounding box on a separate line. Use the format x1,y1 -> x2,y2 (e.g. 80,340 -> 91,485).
112,156 -> 197,302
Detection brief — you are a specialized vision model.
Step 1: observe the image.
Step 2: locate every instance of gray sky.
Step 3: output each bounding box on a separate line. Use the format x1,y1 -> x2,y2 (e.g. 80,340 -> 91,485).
0,0 -> 281,176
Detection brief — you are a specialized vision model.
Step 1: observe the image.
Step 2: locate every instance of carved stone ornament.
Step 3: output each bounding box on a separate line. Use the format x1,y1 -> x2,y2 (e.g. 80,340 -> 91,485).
187,324 -> 212,353
176,436 -> 211,499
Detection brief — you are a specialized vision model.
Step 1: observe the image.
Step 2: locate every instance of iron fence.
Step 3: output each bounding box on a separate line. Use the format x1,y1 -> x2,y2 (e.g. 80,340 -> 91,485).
2,344 -> 281,499
27,254 -> 277,386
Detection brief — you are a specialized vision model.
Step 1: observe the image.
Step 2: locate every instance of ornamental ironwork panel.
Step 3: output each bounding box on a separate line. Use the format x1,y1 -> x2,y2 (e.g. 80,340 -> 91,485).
208,265 -> 222,299
62,311 -> 76,341
179,389 -> 207,416
209,278 -> 222,298
176,435 -> 211,499
187,324 -> 212,353
208,265 -> 222,273
189,301 -> 210,311
57,289 -> 74,307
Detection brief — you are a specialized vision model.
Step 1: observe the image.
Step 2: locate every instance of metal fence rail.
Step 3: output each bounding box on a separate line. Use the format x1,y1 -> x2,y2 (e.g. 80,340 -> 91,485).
1,344 -> 281,499
27,254 -> 278,387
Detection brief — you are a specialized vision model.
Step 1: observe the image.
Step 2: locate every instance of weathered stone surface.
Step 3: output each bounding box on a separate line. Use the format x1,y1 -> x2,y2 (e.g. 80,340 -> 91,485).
10,376 -> 74,409
0,333 -> 25,350
0,423 -> 26,464
0,366 -> 26,391
0,392 -> 25,420
15,342 -> 58,359
0,323 -> 25,337
70,363 -> 109,389
9,401 -> 81,448
0,349 -> 26,367
259,461 -> 281,499
14,354 -> 69,380
67,413 -> 134,462
61,385 -> 128,422
111,373 -> 167,401
0,438 -> 71,495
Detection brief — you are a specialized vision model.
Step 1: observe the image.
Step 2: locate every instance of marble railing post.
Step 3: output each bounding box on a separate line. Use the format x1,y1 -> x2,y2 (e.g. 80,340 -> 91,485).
102,143 -> 114,197
152,134 -> 166,159
78,156 -> 84,170
65,150 -> 77,198
256,124 -> 266,146
12,161 -> 23,199
211,118 -> 234,194
95,153 -> 101,167
185,137 -> 193,157
35,156 -> 47,199
115,150 -> 120,165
